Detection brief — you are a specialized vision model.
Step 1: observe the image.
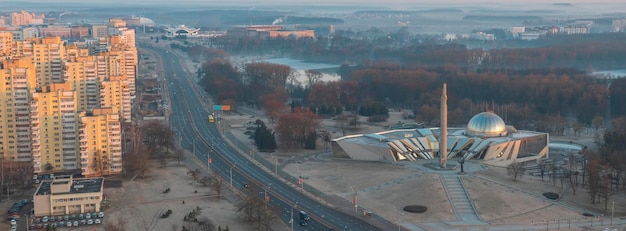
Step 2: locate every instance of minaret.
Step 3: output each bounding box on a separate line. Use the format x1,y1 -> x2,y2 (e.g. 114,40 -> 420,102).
440,83 -> 448,169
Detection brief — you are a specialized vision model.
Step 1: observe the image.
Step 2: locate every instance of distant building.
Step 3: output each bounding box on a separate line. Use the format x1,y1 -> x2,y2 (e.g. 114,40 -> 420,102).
33,175 -> 104,217
227,25 -> 314,39
165,25 -> 200,37
91,25 -> 109,38
71,26 -> 90,39
471,32 -> 496,40
510,26 -> 526,34
11,10 -> 45,26
39,25 -> 72,38
612,18 -> 626,32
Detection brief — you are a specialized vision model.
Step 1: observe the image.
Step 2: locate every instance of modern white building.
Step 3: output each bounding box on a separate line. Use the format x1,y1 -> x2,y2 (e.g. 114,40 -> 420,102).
332,111 -> 549,167
165,25 -> 200,37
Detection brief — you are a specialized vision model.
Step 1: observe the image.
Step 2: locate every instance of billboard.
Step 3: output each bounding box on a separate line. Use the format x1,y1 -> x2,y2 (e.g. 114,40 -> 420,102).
213,105 -> 231,111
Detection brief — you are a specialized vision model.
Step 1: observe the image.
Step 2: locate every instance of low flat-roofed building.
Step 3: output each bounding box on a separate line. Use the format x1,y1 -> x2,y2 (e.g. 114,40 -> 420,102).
33,175 -> 104,217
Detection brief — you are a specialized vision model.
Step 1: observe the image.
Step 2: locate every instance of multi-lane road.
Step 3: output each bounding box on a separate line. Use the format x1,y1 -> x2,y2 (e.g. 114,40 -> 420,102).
143,44 -> 382,231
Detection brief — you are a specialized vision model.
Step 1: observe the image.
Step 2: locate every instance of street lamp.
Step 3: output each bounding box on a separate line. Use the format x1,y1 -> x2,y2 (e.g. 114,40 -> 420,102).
230,163 -> 237,188
264,184 -> 271,209
24,213 -> 29,231
290,202 -> 298,231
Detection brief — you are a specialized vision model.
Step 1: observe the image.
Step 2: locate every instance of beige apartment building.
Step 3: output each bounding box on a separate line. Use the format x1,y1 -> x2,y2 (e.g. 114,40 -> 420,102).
65,56 -> 100,112
0,56 -> 38,161
0,32 -> 13,55
33,175 -> 104,217
100,77 -> 131,122
11,10 -> 44,27
79,108 -> 122,176
32,37 -> 66,85
30,83 -> 78,173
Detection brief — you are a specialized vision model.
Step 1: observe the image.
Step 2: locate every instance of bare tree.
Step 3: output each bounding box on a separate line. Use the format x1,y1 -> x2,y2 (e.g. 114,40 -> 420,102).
212,172 -> 223,197
538,160 -> 548,181
334,114 -> 349,136
187,168 -> 202,182
506,162 -> 526,181
304,70 -> 322,89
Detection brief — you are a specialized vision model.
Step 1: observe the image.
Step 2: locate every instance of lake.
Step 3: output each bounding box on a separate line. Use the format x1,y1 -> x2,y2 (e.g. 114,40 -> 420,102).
257,58 -> 342,87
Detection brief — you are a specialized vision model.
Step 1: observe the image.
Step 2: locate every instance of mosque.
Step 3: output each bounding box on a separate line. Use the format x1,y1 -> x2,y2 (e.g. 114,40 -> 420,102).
331,86 -> 549,167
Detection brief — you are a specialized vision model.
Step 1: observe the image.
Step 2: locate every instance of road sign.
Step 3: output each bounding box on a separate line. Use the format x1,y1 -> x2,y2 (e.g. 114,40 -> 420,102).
213,105 -> 231,111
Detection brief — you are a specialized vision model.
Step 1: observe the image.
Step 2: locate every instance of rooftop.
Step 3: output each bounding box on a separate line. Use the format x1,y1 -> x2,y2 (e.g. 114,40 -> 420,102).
35,177 -> 104,195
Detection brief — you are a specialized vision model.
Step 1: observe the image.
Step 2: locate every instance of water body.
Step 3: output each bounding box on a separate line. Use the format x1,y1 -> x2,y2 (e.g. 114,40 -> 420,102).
591,69 -> 626,78
258,58 -> 342,86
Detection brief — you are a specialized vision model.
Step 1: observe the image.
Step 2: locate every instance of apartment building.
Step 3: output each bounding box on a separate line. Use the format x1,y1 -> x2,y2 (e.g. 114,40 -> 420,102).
100,77 -> 131,122
64,56 -> 100,112
30,83 -> 78,173
90,25 -> 108,39
79,108 -> 122,176
11,10 -> 45,27
0,32 -> 13,56
0,57 -> 37,161
32,37 -> 66,85
33,175 -> 104,217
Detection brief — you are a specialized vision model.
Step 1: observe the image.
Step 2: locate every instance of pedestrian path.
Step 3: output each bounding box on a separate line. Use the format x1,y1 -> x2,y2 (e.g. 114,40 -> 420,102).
440,175 -> 484,224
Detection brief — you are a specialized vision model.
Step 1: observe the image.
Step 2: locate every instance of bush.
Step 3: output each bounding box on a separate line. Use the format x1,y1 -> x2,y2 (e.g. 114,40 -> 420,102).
403,205 -> 427,213
161,209 -> 172,218
543,192 -> 559,200
163,188 -> 171,194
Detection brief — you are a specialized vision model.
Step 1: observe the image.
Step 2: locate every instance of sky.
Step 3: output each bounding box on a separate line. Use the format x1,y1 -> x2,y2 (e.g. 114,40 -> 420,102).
16,0 -> 626,5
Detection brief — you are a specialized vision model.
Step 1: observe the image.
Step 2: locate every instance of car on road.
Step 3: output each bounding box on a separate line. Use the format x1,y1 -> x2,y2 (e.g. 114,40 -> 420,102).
10,219 -> 16,226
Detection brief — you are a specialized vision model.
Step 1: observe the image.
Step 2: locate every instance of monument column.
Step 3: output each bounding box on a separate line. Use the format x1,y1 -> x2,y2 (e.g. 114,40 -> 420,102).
440,83 -> 448,169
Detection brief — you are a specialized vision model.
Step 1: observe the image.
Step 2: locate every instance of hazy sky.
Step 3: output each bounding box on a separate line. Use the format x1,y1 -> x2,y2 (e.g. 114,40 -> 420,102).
18,0 -> 626,4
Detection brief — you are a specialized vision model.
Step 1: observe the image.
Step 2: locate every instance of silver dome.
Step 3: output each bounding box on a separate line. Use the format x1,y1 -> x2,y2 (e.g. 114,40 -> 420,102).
466,112 -> 507,138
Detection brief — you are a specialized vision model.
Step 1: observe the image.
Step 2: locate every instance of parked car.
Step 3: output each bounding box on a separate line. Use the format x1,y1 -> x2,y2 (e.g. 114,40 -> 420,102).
42,216 -> 48,222
95,218 -> 101,224
86,213 -> 91,219
87,219 -> 94,225
78,213 -> 84,219
98,212 -> 104,218
66,221 -> 72,227
73,220 -> 79,226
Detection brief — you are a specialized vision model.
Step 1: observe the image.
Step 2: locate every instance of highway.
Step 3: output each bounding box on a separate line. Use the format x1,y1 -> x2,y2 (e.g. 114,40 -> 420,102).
143,44 -> 382,231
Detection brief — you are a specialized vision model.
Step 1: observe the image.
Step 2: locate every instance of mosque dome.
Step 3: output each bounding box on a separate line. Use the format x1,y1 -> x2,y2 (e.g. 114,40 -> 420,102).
466,112 -> 507,138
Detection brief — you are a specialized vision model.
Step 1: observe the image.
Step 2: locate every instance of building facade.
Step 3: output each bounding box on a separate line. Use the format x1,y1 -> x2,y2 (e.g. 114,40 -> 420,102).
33,175 -> 104,217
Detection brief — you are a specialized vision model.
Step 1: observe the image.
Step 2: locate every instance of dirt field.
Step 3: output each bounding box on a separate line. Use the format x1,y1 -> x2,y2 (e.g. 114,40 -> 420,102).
98,162 -> 257,231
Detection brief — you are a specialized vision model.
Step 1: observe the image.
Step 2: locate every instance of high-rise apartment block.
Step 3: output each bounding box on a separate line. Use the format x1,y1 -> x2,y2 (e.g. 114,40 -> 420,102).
0,18 -> 137,176
79,108 -> 122,176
